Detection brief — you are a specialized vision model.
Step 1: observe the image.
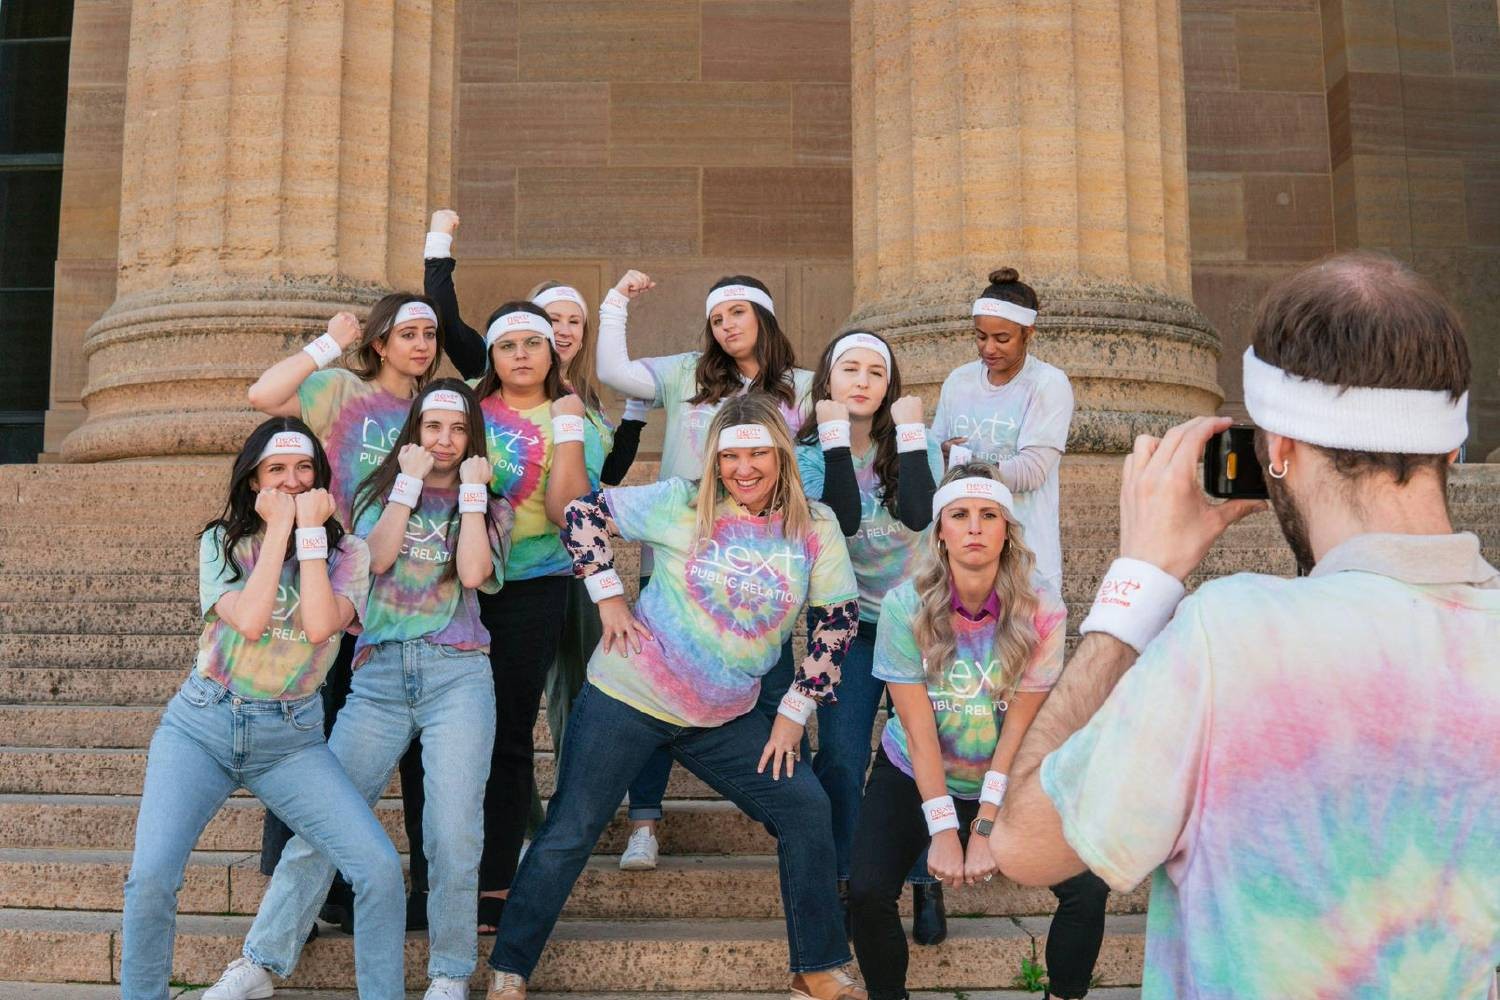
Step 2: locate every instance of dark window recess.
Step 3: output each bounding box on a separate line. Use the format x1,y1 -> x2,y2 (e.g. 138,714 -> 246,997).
1,1 -> 73,39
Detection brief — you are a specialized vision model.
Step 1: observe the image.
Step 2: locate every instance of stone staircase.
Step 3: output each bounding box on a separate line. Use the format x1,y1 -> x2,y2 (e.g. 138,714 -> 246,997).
1,458 -> 1495,997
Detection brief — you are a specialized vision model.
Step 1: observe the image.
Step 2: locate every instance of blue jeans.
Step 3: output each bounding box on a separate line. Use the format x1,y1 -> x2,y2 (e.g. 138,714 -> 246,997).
244,640 -> 496,982
121,673 -> 404,1000
490,683 -> 850,978
808,620 -> 882,882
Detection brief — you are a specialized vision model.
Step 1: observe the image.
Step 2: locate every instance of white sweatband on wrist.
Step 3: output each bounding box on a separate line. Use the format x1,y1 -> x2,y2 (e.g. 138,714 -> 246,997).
552,414 -> 586,444
923,795 -> 960,835
257,431 -> 316,464
458,483 -> 488,513
601,288 -> 630,313
777,686 -> 816,725
947,443 -> 973,469
303,333 -> 343,369
584,568 -> 624,603
972,297 -> 1038,327
980,770 -> 1009,807
896,423 -> 927,453
817,420 -> 851,451
421,388 -> 468,414
388,473 -> 423,509
718,423 -> 775,450
485,310 -> 555,348
705,284 -> 775,318
294,527 -> 328,561
424,231 -> 454,259
393,301 -> 438,328
829,332 -> 891,369
1079,557 -> 1187,654
622,397 -> 651,422
533,286 -> 587,313
932,477 -> 1014,520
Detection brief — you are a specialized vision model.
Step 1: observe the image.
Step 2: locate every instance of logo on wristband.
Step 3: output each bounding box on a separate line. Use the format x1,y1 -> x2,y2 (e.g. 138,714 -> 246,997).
1098,577 -> 1142,607
898,427 -> 923,445
927,801 -> 956,823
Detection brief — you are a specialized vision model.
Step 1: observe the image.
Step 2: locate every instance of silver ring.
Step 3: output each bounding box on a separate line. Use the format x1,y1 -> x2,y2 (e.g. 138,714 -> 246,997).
984,875 -> 994,882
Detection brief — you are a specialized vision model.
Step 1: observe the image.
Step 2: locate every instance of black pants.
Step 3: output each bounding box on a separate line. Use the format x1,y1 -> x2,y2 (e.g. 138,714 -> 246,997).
259,632 -> 428,896
848,750 -> 1109,999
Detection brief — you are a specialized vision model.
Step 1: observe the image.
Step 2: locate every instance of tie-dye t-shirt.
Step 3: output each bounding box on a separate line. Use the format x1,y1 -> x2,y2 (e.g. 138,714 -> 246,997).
196,528 -> 371,700
1041,533 -> 1500,1000
473,388 -> 606,580
588,477 -> 857,727
798,439 -> 944,622
351,485 -> 514,666
930,356 -> 1073,589
873,580 -> 1067,797
296,368 -> 412,528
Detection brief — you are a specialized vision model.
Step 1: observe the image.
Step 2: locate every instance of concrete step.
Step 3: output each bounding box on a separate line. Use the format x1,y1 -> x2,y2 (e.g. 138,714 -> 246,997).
0,668 -> 186,705
0,572 -> 194,603
0,601 -> 200,635
0,908 -> 1147,991
0,987 -> 1144,1000
0,848 -> 1150,921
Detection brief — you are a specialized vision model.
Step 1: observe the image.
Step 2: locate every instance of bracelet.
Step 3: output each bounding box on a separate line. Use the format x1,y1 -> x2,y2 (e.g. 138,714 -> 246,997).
294,527 -> 328,561
979,770 -> 1008,807
388,473 -> 423,509
552,414 -> 586,444
584,568 -> 624,603
777,686 -> 816,725
622,397 -> 651,422
922,795 -> 960,835
1078,556 -> 1187,654
817,419 -> 851,451
895,422 -> 927,453
458,483 -> 488,513
302,333 -> 343,369
423,231 -> 453,260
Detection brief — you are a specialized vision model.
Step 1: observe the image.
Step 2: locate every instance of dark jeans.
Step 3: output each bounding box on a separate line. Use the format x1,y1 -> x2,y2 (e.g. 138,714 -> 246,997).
849,750 -> 1109,1000
259,632 -> 427,895
489,683 -> 850,978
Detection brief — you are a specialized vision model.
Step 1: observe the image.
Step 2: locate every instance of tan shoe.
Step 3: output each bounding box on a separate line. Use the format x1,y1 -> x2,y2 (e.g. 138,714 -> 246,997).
790,963 -> 867,1000
486,971 -> 526,999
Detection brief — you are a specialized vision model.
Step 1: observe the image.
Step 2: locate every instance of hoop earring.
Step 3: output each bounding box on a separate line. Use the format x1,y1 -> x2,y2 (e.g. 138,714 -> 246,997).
1269,459 -> 1289,480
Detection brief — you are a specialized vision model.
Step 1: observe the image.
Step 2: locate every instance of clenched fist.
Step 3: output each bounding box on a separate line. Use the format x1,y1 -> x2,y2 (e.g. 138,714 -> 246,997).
255,488 -> 297,531
459,455 -> 492,486
294,488 -> 335,528
430,209 -> 460,236
327,311 -> 362,350
815,399 -> 849,424
612,269 -> 656,301
397,443 -> 436,480
889,395 -> 924,425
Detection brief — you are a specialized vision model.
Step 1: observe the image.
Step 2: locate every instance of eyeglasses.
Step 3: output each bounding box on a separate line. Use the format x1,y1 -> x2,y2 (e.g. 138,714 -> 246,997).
494,336 -> 548,357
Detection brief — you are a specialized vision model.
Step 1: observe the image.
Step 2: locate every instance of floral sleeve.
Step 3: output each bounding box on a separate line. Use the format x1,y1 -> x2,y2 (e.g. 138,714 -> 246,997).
796,598 -> 860,704
560,488 -> 618,578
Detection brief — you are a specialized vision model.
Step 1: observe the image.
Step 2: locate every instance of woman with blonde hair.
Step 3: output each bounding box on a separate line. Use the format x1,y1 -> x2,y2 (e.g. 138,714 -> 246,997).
483,393 -> 867,1000
846,464 -> 1107,1000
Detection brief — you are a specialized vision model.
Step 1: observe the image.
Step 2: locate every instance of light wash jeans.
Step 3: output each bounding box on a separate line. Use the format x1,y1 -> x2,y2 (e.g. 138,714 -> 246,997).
121,672 -> 404,1000
244,639 -> 496,983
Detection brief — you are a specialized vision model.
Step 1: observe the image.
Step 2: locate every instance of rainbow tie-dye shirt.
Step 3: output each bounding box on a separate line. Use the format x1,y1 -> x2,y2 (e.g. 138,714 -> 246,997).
351,485 -> 513,666
1042,533 -> 1500,999
588,478 -> 857,727
797,439 -> 944,623
296,368 -> 412,528
874,580 -> 1067,797
196,528 -> 371,700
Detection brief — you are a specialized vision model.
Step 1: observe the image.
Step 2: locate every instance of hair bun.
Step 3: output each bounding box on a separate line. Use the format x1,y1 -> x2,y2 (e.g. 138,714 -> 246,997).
988,267 -> 1020,285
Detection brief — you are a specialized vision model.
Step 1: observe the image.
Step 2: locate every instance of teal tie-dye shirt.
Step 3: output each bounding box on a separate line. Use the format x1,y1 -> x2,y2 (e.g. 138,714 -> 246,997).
873,580 -> 1067,797
1042,533 -> 1500,999
196,528 -> 371,700
797,439 -> 944,622
587,477 -> 858,727
296,368 -> 411,529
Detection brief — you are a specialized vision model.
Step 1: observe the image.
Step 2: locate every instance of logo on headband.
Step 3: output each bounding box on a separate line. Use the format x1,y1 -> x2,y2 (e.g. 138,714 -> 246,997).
271,434 -> 307,451
506,313 -> 532,326
735,426 -> 764,440
964,481 -> 993,495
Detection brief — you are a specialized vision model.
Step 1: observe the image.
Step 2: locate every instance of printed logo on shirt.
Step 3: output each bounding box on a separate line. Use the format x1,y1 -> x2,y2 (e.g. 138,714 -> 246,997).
267,583 -> 308,643
401,512 -> 453,564
684,528 -> 805,637
949,412 -> 1019,453
922,656 -> 1009,714
360,416 -> 401,466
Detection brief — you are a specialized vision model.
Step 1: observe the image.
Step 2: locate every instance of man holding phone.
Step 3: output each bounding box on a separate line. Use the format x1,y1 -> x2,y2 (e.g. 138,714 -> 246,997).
988,252 -> 1499,998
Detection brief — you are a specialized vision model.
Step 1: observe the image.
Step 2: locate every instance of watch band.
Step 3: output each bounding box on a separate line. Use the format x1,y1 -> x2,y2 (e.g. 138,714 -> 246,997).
970,816 -> 994,837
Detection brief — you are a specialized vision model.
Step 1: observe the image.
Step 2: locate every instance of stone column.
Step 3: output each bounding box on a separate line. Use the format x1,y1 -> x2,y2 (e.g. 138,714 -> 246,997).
62,0 -> 454,461
848,0 -> 1222,451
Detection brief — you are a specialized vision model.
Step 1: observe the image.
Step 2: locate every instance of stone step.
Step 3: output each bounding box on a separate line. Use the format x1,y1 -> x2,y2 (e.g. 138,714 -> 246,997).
0,848 -> 1150,921
0,601 -> 200,635
0,987 -> 1144,1000
0,572 -> 194,603
0,907 -> 1147,991
0,669 -> 186,706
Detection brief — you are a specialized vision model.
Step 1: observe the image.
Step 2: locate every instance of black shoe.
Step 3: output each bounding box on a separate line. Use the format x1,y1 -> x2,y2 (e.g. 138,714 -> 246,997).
837,877 -> 852,939
911,881 -> 947,945
406,890 -> 429,932
319,878 -> 355,935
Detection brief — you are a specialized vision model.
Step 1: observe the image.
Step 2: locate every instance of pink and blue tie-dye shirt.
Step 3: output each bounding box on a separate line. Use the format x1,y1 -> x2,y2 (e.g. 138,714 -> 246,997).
588,477 -> 858,727
296,368 -> 412,529
351,485 -> 514,666
874,580 -> 1067,797
1042,532 -> 1500,999
196,528 -> 371,700
798,439 -> 944,622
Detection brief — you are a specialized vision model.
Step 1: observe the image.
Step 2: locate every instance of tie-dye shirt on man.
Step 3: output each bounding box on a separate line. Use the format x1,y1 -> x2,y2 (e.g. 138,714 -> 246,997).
798,439 -> 944,622
874,580 -> 1066,797
931,356 -> 1073,589
196,528 -> 371,700
473,388 -> 606,580
1042,533 -> 1500,999
351,485 -> 514,666
587,477 -> 857,727
296,368 -> 412,528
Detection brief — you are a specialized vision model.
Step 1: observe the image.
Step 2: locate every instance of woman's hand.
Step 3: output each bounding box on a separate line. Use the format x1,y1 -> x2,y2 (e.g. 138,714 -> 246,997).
551,393 -> 586,418
926,830 -> 967,884
890,395 -> 924,425
459,455 -> 491,486
327,311 -> 362,350
598,595 -> 653,657
613,269 -> 656,300
293,488 -> 334,528
755,715 -> 807,780
430,209 -> 459,236
255,488 -> 297,534
397,443 -> 436,480
815,399 -> 849,424
964,830 -> 998,885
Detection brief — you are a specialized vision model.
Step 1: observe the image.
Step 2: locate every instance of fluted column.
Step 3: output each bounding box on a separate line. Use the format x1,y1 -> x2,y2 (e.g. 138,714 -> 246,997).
849,0 -> 1220,451
63,0 -> 454,461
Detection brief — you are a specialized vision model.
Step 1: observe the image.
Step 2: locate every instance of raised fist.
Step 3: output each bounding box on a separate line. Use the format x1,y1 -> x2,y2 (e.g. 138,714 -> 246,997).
612,269 -> 656,300
430,209 -> 460,236
397,443 -> 436,480
459,455 -> 492,486
815,399 -> 849,424
294,488 -> 335,528
255,488 -> 297,530
889,395 -> 924,425
327,311 -> 362,349
551,393 -> 586,418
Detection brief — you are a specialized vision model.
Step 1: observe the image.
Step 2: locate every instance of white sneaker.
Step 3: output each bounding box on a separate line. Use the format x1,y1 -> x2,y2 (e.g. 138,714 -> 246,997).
202,957 -> 274,1000
424,976 -> 470,999
618,826 -> 659,870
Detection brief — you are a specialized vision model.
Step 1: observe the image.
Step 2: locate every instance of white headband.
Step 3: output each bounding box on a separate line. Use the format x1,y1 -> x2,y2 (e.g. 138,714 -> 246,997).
717,423 -> 776,450
421,389 -> 468,415
485,310 -> 555,349
932,477 -> 1015,520
706,284 -> 776,319
394,301 -> 438,327
258,431 -> 316,464
830,332 -> 892,370
972,297 -> 1037,327
1242,347 -> 1468,454
533,286 -> 587,314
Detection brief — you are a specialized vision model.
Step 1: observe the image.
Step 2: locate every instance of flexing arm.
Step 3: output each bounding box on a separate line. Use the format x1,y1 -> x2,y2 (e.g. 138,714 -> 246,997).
289,490 -> 357,644
599,403 -> 647,486
545,396 -> 594,527
890,397 -> 938,531
247,312 -> 361,416
214,492 -> 297,641
596,272 -> 661,401
423,210 -> 487,379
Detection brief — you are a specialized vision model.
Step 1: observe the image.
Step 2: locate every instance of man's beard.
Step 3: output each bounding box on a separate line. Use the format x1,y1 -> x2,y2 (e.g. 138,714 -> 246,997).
1266,472 -> 1316,575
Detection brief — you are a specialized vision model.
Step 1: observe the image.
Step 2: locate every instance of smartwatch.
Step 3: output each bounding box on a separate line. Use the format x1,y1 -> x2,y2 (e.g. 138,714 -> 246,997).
971,817 -> 994,837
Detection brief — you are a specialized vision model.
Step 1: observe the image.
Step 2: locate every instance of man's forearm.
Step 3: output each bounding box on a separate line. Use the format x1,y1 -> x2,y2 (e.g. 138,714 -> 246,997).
1009,633 -> 1138,786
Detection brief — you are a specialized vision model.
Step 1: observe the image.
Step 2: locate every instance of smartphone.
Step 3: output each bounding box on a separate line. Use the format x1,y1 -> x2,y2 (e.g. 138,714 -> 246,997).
1203,426 -> 1268,500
